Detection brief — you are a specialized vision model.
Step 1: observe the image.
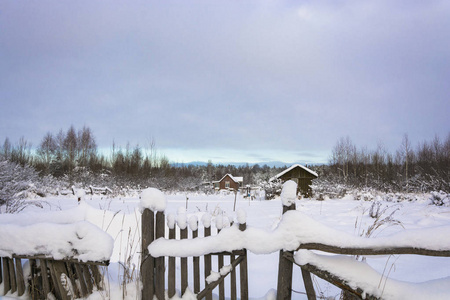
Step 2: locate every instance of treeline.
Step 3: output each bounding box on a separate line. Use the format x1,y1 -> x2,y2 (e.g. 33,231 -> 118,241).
1,126 -> 449,193
0,126 -> 282,190
320,134 -> 450,192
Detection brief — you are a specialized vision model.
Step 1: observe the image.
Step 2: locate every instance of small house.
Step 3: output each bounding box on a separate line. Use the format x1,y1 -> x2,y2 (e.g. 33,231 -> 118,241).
213,174 -> 243,191
270,164 -> 318,197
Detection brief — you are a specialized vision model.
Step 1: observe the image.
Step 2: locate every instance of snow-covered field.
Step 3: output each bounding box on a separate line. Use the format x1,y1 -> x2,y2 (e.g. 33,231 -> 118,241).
1,190 -> 450,299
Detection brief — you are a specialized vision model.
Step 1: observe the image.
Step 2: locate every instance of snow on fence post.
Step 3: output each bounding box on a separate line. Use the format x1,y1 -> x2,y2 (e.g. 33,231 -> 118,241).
202,212 -> 213,300
277,180 -> 297,300
140,188 -> 167,300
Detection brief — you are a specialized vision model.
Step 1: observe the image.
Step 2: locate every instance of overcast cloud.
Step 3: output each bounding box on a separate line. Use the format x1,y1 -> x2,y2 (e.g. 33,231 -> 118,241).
1,0 -> 449,164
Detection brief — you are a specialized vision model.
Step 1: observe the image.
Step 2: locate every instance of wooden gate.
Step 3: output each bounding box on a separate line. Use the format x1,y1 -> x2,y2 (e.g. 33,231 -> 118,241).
141,208 -> 248,300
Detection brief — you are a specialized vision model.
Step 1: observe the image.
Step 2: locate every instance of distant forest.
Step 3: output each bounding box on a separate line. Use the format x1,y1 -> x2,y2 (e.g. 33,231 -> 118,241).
1,125 -> 449,195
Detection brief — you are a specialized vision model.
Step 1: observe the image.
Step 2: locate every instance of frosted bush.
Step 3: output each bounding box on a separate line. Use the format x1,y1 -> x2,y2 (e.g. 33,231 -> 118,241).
429,191 -> 450,207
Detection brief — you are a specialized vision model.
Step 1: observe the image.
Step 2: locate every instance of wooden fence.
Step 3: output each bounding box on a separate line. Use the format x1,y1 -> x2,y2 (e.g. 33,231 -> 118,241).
142,200 -> 450,300
1,255 -> 107,299
276,202 -> 450,300
141,208 -> 248,300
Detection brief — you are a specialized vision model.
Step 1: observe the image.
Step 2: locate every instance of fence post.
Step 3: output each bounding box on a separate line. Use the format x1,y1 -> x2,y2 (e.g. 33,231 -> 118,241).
168,215 -> 176,298
141,208 -> 155,300
190,216 -> 201,294
239,221 -> 248,300
203,213 -> 212,300
277,180 -> 298,300
155,211 -> 165,300
15,258 -> 25,297
277,203 -> 295,300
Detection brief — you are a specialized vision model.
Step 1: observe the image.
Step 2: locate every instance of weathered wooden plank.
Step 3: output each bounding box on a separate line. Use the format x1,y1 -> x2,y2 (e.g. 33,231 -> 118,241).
74,263 -> 89,297
15,258 -> 25,297
12,254 -> 109,266
298,243 -> 450,257
90,264 -> 103,290
299,263 -> 379,300
217,229 -> 225,300
47,260 -> 70,300
2,257 -> 11,295
192,229 -> 200,294
155,211 -> 165,300
39,259 -> 51,299
65,262 -> 80,298
181,226 -> 188,295
238,223 -> 248,300
8,257 -> 16,294
277,204 -> 295,300
197,255 -> 245,300
168,227 -> 176,298
239,251 -> 249,300
204,226 -> 212,300
230,255 -> 237,300
141,208 -> 155,300
29,259 -> 40,300
301,268 -> 317,300
82,264 -> 94,294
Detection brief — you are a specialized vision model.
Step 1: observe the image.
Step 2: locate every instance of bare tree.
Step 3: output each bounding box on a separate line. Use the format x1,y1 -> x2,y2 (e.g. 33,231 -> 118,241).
36,132 -> 57,174
1,138 -> 12,160
63,125 -> 78,173
397,134 -> 415,185
77,126 -> 97,167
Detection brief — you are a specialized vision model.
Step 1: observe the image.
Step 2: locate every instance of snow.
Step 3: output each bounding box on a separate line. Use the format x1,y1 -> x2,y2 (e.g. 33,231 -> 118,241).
0,205 -> 113,262
148,210 -> 450,257
139,187 -> 166,212
188,215 -> 198,231
236,208 -> 247,224
281,180 -> 297,206
2,191 -> 450,299
167,213 -> 176,229
201,212 -> 212,228
295,250 -> 450,300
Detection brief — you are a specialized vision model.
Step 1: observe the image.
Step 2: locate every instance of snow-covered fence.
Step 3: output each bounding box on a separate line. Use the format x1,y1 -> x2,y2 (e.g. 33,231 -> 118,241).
140,188 -> 248,300
141,184 -> 450,299
0,220 -> 113,299
1,256 -> 106,299
274,184 -> 450,300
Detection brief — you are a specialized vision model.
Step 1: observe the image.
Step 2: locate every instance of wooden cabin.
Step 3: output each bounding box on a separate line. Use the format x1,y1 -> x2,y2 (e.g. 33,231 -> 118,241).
213,174 -> 243,191
270,164 -> 318,197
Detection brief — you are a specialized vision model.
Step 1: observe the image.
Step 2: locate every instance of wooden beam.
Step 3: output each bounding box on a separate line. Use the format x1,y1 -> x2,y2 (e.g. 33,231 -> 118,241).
141,208 -> 155,300
298,243 -> 450,257
15,258 -> 25,297
299,263 -> 379,300
197,255 -> 245,300
12,254 -> 109,266
154,211 -> 165,300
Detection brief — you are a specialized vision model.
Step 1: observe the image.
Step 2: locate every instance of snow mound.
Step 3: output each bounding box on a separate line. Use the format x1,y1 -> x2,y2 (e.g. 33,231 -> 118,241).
140,188 -> 167,212
0,221 -> 113,262
281,180 -> 297,206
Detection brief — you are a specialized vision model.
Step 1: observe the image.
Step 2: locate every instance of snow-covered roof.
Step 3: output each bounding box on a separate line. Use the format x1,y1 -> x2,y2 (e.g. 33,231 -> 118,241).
270,164 -> 318,182
218,174 -> 243,183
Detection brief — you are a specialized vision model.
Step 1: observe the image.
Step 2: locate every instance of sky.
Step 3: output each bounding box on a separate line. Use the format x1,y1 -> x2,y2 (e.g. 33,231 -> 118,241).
1,0 -> 449,165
